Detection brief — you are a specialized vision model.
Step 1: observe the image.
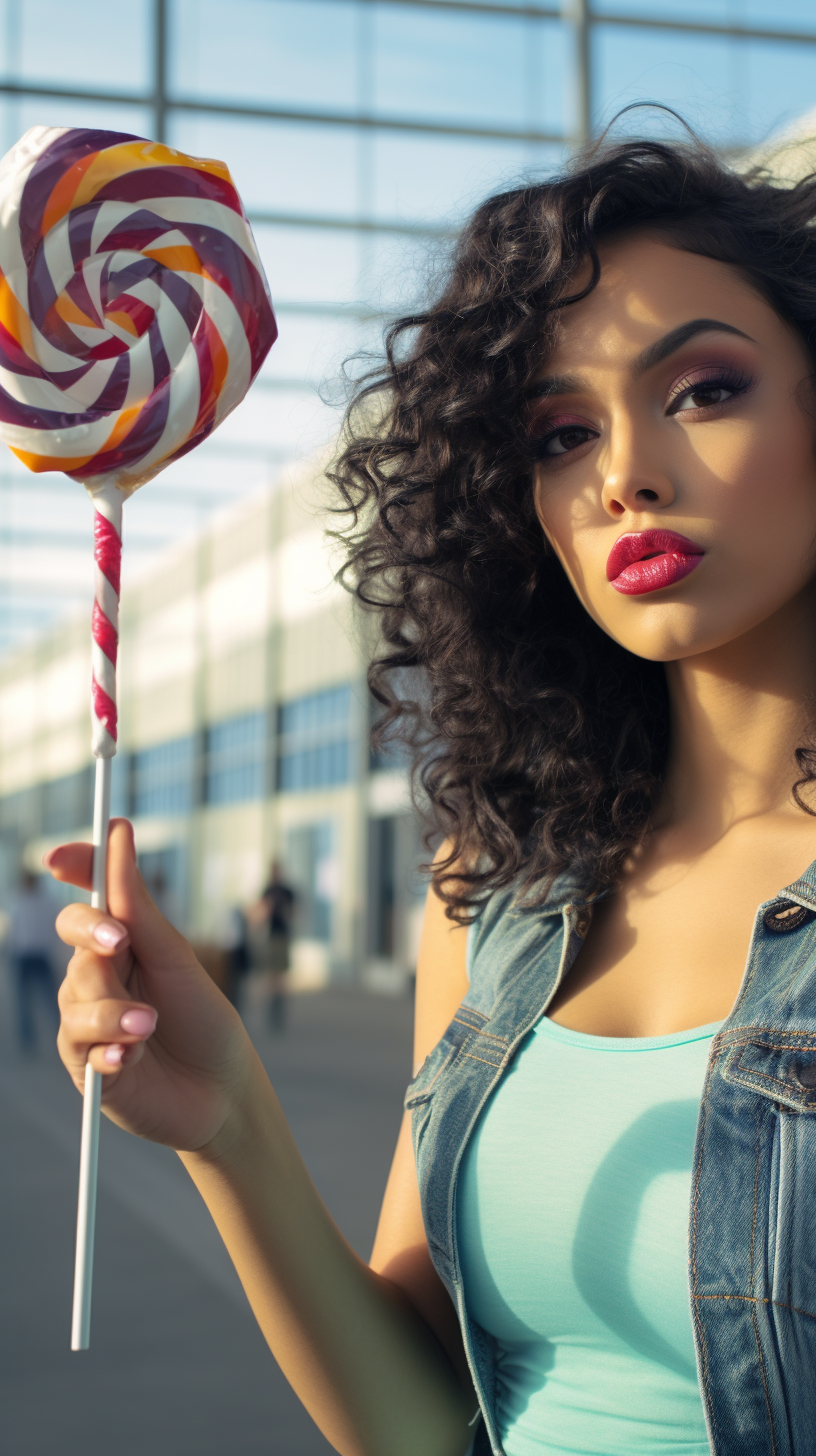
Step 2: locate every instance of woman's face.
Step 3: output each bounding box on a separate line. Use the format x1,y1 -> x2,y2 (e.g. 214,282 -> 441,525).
532,234 -> 816,662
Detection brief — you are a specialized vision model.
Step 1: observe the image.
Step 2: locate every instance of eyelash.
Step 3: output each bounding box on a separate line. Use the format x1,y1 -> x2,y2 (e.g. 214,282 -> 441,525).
531,366 -> 754,461
665,366 -> 753,414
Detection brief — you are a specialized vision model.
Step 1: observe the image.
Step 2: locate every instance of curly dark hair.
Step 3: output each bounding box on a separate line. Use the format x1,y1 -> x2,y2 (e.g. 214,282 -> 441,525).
327,131 -> 816,921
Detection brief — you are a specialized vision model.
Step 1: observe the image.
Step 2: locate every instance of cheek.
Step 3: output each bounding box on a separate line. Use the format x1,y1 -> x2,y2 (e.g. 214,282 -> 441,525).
693,413 -> 816,555
535,474 -> 602,582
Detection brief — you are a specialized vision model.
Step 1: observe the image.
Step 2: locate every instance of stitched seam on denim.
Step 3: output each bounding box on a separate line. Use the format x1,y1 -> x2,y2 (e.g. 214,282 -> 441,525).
407,1046 -> 461,1101
733,1061 -> 816,1101
453,1011 -> 488,1028
737,1064 -> 798,1090
696,1294 -> 816,1320
749,1303 -> 778,1456
690,1063 -> 719,1444
723,1028 -> 816,1041
750,1100 -> 761,1291
452,1019 -> 509,1045
743,1044 -> 816,1054
461,1050 -> 504,1069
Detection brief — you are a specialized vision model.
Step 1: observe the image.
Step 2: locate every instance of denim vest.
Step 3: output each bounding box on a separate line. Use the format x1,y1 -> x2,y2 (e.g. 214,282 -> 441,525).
405,864 -> 816,1456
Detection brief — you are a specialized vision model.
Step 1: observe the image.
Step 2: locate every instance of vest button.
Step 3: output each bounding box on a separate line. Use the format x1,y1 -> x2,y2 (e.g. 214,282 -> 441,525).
796,1063 -> 816,1089
762,899 -> 816,934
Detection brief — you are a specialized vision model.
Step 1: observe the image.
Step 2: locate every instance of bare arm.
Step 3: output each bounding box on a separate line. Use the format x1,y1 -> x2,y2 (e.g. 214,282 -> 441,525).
368,849 -> 473,1393
52,824 -> 474,1456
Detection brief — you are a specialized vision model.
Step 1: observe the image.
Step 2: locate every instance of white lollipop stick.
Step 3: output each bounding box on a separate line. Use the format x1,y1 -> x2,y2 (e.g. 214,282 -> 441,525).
71,482 -> 123,1351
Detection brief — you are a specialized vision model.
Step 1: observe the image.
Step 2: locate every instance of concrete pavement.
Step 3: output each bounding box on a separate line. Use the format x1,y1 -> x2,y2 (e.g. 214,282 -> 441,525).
0,984 -> 414,1456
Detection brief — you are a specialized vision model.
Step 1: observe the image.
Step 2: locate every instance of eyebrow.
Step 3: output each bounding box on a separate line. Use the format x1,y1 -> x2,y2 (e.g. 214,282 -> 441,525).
527,318 -> 756,400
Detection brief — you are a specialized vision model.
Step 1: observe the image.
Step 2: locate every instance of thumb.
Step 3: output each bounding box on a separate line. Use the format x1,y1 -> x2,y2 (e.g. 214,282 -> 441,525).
106,819 -> 194,966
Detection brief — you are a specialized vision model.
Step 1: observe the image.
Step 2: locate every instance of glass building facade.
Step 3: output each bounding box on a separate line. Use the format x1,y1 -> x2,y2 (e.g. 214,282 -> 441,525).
3,0 -> 816,658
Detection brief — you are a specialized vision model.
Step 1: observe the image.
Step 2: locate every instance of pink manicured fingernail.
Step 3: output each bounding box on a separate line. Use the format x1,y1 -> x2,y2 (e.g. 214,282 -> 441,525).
42,849 -> 55,868
119,1008 -> 157,1036
93,922 -> 127,949
104,1044 -> 124,1067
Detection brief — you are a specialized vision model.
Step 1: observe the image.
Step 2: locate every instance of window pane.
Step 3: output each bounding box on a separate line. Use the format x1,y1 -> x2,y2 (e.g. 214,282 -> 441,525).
591,0 -> 816,29
262,311 -> 362,387
134,736 -> 196,818
0,97 -> 154,157
169,0 -> 358,111
373,7 -> 566,134
372,132 -> 561,226
0,784 -> 41,842
593,25 -> 816,147
110,753 -> 132,819
530,19 -> 573,138
42,767 -> 93,834
206,710 -> 267,805
277,685 -> 353,792
2,0 -> 153,94
285,821 -> 333,941
212,381 -> 335,457
253,224 -> 364,307
742,41 -> 816,146
168,112 -> 360,219
361,230 -> 449,315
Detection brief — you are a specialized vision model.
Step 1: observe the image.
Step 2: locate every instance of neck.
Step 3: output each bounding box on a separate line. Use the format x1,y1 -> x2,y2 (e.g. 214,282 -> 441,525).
660,584 -> 816,837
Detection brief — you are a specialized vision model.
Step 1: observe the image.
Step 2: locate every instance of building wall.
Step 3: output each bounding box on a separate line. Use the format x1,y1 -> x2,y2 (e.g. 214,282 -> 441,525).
0,452 -> 425,989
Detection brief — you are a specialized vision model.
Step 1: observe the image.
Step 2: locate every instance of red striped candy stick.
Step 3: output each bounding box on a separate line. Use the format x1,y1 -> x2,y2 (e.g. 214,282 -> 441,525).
72,480 -> 124,1350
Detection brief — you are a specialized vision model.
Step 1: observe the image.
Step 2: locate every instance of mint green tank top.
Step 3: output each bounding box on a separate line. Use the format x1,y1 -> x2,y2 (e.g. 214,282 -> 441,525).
457,1013 -> 724,1455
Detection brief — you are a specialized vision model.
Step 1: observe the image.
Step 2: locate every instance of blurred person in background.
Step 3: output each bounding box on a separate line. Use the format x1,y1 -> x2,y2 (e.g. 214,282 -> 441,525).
250,860 -> 296,1033
7,869 -> 59,1057
221,903 -> 251,1011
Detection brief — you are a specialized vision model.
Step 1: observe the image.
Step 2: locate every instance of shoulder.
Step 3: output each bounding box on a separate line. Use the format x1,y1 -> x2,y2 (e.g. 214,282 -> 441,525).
412,839 -> 474,1072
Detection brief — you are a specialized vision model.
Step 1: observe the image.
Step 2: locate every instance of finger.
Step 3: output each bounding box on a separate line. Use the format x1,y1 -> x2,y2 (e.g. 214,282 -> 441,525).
58,978 -> 156,1090
103,819 -> 197,969
55,903 -> 129,955
85,1037 -> 147,1078
44,817 -> 134,892
61,997 -> 157,1050
59,946 -> 133,1009
44,840 -> 93,889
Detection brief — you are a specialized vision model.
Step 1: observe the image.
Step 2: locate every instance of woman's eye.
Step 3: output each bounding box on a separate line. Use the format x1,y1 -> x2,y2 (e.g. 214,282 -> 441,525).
670,373 -> 752,414
674,383 -> 733,411
539,425 -> 596,457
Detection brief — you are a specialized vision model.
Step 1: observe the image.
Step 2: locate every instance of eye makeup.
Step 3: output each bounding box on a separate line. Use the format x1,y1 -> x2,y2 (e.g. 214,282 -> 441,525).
529,413 -> 599,460
528,355 -> 757,461
665,363 -> 755,414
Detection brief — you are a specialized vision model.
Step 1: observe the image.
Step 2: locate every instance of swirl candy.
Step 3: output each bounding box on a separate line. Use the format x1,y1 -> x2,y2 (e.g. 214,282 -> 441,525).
0,125 -> 277,759
0,125 -> 276,490
0,125 -> 277,1351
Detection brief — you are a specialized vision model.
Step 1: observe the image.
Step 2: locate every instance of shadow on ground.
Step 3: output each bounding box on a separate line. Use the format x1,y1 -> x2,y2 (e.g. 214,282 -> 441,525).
0,985 -> 413,1456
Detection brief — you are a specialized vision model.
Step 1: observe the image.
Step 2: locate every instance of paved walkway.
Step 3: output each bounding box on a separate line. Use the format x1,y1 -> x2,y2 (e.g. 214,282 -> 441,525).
0,984 -> 414,1456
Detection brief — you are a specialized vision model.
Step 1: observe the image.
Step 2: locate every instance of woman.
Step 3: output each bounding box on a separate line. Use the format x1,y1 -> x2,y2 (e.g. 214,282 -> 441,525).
49,135 -> 816,1455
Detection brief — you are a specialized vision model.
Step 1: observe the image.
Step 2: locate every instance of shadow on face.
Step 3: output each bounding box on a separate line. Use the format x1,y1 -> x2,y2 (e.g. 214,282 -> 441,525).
531,233 -> 816,667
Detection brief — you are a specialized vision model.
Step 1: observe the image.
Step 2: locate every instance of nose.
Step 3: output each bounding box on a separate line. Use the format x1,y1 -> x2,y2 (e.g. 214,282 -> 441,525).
600,420 -> 675,519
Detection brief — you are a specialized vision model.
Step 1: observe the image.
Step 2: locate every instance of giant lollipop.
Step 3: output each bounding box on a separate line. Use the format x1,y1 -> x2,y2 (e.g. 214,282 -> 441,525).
0,125 -> 277,1348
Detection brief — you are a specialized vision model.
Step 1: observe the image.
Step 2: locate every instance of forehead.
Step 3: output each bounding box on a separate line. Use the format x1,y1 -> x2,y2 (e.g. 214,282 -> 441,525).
546,235 -> 772,370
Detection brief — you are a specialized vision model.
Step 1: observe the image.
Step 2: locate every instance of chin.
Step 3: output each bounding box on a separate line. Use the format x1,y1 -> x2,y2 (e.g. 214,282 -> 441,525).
603,611 -> 742,663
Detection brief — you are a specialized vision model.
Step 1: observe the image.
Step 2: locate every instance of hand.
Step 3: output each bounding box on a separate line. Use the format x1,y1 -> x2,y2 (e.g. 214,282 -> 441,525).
49,819 -> 253,1153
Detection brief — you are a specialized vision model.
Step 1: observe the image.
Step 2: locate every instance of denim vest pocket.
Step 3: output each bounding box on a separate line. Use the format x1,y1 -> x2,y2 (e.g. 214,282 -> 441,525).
404,1005 -> 494,1110
719,1036 -> 816,1114
719,1033 -> 816,1320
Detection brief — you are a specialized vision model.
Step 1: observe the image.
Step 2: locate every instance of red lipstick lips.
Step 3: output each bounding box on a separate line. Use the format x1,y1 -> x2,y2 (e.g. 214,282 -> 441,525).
606,530 -> 705,596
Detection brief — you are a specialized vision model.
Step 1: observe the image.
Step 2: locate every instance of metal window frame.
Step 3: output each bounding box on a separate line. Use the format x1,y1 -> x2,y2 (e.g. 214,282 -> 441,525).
0,0 -> 809,158
3,0 -> 813,649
